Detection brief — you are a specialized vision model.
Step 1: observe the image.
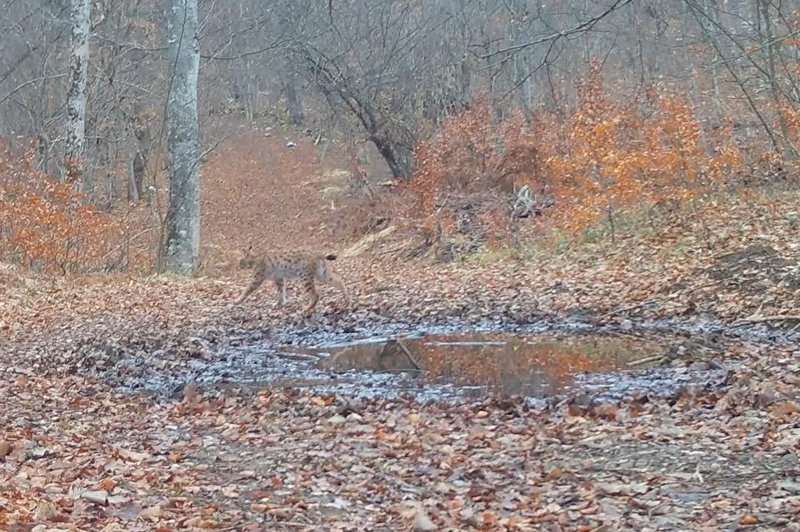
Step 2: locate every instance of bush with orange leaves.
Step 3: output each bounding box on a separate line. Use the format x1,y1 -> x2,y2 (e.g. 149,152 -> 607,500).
0,143 -> 125,274
543,62 -> 743,233
408,61 -> 745,242
405,93 -> 540,249
411,94 -> 539,210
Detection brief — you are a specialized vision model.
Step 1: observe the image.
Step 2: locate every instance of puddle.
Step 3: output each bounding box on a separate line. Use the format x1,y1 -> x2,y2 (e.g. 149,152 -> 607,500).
117,330 -> 731,405
311,332 -> 664,398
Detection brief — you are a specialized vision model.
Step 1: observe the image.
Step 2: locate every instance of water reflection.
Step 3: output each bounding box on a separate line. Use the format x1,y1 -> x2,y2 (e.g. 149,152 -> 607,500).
316,333 -> 662,397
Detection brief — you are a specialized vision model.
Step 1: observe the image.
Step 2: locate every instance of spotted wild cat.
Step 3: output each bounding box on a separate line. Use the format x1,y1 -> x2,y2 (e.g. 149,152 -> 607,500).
235,247 -> 350,316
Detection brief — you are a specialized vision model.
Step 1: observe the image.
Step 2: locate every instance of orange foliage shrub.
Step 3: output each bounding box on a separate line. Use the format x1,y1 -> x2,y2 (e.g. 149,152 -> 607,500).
408,61 -> 745,238
543,63 -> 743,231
406,94 -> 540,247
411,94 -> 538,210
776,103 -> 800,177
0,143 -> 125,274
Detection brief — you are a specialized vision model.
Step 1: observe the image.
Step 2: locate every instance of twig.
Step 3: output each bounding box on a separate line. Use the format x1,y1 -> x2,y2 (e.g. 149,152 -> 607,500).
424,341 -> 506,347
694,462 -> 704,484
627,355 -> 664,368
395,338 -> 422,371
197,129 -> 239,163
98,227 -> 154,264
599,282 -> 718,320
731,314 -> 800,327
274,351 -> 323,362
481,0 -> 634,58
599,299 -> 659,319
377,245 -> 406,256
0,73 -> 68,107
217,523 -> 248,531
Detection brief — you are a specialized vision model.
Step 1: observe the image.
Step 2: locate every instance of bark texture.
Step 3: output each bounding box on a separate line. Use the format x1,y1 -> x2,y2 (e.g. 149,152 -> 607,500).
65,0 -> 91,187
163,0 -> 200,275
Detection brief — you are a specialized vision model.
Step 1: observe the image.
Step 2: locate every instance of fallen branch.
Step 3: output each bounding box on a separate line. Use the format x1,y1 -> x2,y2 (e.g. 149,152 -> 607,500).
395,338 -> 422,371
627,355 -> 664,368
274,351 -> 323,362
731,314 -> 800,327
377,245 -> 407,256
599,299 -> 660,319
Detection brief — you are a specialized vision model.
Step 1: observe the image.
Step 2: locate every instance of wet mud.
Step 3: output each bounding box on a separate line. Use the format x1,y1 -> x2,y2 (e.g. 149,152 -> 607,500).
109,316 -> 745,406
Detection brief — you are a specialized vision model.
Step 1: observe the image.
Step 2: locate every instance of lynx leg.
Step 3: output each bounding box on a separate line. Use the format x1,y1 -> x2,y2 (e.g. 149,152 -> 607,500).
325,272 -> 351,309
302,276 -> 320,317
236,274 -> 265,304
274,278 -> 287,307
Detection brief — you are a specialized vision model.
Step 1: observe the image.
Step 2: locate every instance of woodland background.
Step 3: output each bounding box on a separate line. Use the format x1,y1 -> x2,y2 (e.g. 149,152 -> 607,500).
4,1 -> 800,529
2,0 -> 799,273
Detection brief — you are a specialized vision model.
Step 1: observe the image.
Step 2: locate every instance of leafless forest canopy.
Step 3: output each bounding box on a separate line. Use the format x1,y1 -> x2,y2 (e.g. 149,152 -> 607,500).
2,1 -> 798,185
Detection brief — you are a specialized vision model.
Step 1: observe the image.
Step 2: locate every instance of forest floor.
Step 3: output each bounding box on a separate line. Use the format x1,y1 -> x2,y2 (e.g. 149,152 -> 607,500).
2,130 -> 800,530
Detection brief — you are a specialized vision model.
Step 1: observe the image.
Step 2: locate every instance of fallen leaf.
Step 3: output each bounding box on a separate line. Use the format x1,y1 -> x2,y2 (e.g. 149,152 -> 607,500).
413,503 -> 437,531
139,504 -> 162,521
739,514 -> 759,525
34,500 -> 59,521
81,490 -> 109,505
769,400 -> 799,419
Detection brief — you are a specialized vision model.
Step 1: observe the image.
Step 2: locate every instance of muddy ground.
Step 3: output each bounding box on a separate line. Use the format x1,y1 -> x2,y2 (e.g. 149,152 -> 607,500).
2,240 -> 800,530
2,131 -> 800,529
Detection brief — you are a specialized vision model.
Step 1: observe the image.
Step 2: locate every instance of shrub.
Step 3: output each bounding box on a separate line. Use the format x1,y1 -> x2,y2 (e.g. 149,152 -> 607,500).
407,61 -> 745,242
0,142 -> 125,273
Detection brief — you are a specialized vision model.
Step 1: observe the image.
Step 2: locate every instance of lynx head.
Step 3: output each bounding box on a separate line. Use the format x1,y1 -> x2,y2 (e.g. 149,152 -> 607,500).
239,246 -> 257,269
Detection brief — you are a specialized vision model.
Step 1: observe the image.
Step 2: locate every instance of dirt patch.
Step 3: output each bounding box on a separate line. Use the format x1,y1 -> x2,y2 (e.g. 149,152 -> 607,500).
5,188 -> 800,528
200,130 -> 352,258
2,351 -> 797,530
704,244 -> 800,293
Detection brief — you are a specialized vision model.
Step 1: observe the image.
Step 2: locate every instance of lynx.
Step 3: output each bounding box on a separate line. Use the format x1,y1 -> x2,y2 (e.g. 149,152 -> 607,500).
235,246 -> 350,316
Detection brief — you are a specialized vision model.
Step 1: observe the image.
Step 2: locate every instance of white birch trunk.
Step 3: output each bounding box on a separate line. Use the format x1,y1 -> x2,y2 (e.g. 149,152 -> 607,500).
163,0 -> 200,275
64,0 -> 91,187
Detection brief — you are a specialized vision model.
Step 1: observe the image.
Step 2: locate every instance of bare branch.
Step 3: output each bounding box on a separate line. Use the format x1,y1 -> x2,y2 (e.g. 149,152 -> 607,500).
481,0 -> 635,59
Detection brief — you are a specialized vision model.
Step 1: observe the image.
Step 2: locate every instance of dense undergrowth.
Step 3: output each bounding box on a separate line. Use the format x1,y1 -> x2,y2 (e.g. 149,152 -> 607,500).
3,66 -> 800,531
1,62 -> 800,278
398,63 -> 800,259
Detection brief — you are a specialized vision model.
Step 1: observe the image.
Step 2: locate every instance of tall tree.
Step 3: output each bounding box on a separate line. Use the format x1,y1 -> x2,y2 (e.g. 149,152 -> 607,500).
64,0 -> 91,188
163,0 -> 200,275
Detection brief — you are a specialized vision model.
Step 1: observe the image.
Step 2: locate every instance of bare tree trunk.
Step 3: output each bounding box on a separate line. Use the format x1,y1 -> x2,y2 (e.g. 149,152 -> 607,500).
507,0 -> 533,115
163,0 -> 200,275
697,0 -> 722,115
64,0 -> 91,188
283,66 -> 305,126
37,134 -> 51,174
130,147 -> 146,201
129,102 -> 149,202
